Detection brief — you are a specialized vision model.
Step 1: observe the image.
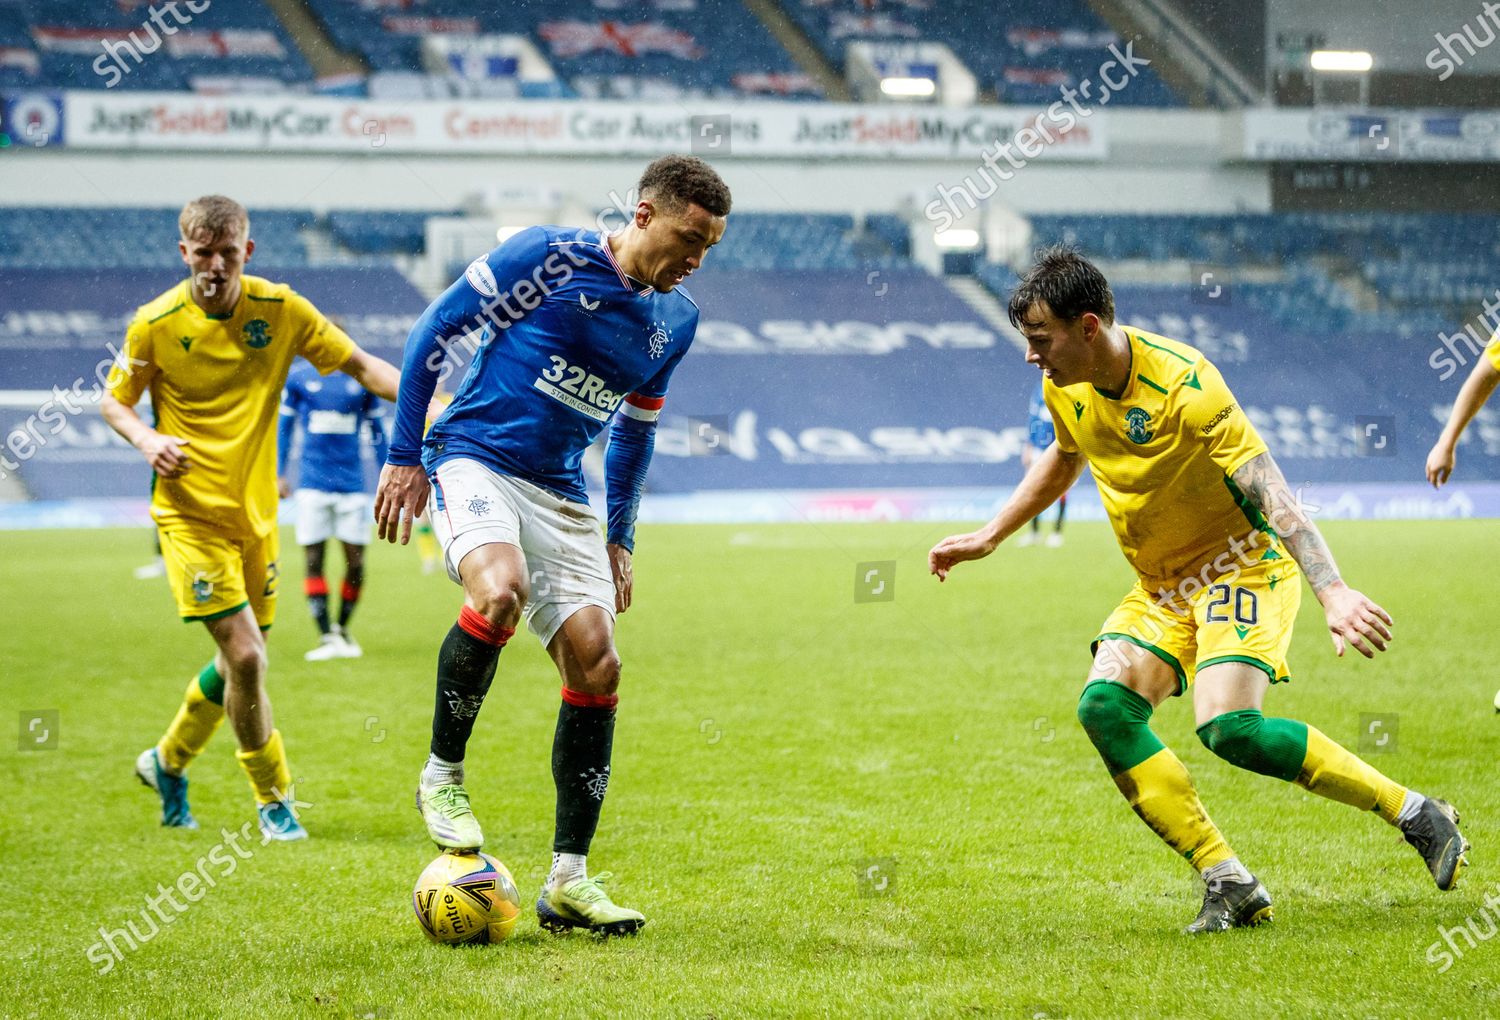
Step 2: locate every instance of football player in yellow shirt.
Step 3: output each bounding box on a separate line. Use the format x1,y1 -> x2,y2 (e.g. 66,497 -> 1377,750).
1425,329 -> 1500,487
101,195 -> 400,839
929,246 -> 1469,933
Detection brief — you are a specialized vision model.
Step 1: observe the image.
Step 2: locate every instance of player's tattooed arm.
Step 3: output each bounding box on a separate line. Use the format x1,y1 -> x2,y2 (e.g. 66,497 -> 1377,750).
1230,451 -> 1340,592
1231,451 -> 1393,658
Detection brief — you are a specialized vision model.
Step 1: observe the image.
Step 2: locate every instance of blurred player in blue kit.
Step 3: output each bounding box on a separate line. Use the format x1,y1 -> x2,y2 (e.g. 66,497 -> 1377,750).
278,357 -> 389,661
1019,378 -> 1067,546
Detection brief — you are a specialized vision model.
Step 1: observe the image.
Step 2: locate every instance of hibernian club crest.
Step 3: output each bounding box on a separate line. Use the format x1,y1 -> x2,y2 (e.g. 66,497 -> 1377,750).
1124,406 -> 1154,445
190,571 -> 214,604
243,318 -> 273,349
646,319 -> 671,360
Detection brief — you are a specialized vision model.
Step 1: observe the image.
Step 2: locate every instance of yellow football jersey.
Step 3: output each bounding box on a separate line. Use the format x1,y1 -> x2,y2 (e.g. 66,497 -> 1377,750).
108,275 -> 355,537
1044,327 -> 1271,587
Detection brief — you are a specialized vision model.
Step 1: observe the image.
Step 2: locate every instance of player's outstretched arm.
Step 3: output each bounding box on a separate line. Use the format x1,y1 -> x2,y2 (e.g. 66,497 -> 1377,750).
1229,451 -> 1393,658
1426,354 -> 1500,488
100,393 -> 192,479
341,346 -> 401,402
928,442 -> 1083,581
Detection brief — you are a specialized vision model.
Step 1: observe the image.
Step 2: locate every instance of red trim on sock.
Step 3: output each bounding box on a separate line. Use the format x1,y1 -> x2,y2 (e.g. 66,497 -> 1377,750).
341,580 -> 361,603
304,576 -> 328,597
457,605 -> 512,646
561,686 -> 618,709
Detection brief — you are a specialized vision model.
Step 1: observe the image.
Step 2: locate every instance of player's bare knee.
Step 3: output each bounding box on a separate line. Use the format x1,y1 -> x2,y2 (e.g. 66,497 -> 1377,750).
469,579 -> 525,627
591,650 -> 623,695
222,639 -> 267,682
569,647 -> 622,696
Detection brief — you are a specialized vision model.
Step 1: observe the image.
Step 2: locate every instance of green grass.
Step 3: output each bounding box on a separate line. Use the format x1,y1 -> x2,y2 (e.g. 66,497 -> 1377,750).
2,520 -> 1497,1018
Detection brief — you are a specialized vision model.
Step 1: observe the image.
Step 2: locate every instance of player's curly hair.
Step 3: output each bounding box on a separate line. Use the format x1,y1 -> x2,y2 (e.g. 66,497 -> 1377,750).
638,155 -> 732,218
1008,243 -> 1114,327
179,195 -> 249,242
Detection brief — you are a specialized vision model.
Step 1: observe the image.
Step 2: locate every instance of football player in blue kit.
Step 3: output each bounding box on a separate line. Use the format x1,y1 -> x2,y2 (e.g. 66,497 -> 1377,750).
375,155 -> 731,935
1018,378 -> 1067,547
278,358 -> 389,660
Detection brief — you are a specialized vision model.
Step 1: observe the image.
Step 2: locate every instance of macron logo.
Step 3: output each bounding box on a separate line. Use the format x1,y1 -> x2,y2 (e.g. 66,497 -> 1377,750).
579,294 -> 600,312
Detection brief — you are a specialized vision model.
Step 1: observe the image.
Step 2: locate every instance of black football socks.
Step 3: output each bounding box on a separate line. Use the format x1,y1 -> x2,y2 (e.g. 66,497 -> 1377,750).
428,606 -> 513,766
552,688 -> 619,854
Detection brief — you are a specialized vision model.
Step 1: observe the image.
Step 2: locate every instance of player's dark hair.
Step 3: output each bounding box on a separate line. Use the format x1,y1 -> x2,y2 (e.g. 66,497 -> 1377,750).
1007,243 -> 1115,328
638,155 -> 732,218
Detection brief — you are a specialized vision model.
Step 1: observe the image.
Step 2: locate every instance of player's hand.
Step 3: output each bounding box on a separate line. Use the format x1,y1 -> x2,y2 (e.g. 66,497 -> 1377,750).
607,543 -> 633,614
1319,582 -> 1393,658
137,432 -> 191,479
374,463 -> 430,545
928,530 -> 998,582
277,476 -> 292,499
1425,439 -> 1456,489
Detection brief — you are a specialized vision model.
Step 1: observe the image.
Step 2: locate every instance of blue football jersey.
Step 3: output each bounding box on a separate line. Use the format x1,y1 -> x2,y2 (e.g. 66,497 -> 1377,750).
388,225 -> 699,503
278,360 -> 388,494
1026,379 -> 1055,449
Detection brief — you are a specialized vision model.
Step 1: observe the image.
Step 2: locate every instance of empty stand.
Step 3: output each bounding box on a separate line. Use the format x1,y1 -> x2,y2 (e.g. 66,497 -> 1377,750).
782,0 -> 1181,107
8,0 -> 313,91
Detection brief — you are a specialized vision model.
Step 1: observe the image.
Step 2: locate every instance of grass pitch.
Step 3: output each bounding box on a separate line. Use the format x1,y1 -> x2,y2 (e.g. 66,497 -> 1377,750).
2,520 -> 1497,1018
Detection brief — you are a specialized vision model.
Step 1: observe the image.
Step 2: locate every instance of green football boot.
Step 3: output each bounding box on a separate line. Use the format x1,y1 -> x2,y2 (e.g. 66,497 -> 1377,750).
1185,874 -> 1274,934
415,783 -> 484,850
536,873 -> 645,936
1401,798 -> 1469,891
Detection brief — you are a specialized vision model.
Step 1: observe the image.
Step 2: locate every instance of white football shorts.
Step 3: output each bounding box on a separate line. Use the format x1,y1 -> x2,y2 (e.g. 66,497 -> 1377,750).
295,489 -> 373,546
427,457 -> 615,647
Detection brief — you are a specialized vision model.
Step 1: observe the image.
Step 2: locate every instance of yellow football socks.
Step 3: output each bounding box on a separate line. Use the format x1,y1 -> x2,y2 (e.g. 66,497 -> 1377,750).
1077,681 -> 1236,871
155,663 -> 226,775
236,729 -> 293,805
416,523 -> 438,563
1295,725 -> 1408,823
1198,709 -> 1409,824
1114,748 -> 1236,871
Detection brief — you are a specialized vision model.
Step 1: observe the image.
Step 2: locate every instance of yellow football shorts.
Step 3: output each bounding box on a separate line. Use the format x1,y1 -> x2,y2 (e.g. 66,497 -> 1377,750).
1091,553 -> 1301,695
159,525 -> 280,627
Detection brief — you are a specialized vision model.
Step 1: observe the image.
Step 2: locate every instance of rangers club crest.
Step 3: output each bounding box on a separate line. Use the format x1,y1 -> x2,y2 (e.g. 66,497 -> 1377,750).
466,496 -> 492,516
647,319 -> 671,360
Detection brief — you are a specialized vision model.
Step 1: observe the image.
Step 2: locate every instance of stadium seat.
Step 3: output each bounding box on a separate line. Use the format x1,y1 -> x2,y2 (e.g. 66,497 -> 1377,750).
302,0 -> 818,100
15,0 -> 313,91
783,0 -> 1183,107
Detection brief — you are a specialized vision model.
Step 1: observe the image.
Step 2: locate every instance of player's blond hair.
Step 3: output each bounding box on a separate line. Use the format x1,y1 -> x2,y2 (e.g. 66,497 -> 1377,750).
179,195 -> 249,243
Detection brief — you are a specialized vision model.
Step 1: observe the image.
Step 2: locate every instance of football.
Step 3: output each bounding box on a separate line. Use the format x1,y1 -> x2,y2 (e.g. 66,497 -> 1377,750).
412,851 -> 523,945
